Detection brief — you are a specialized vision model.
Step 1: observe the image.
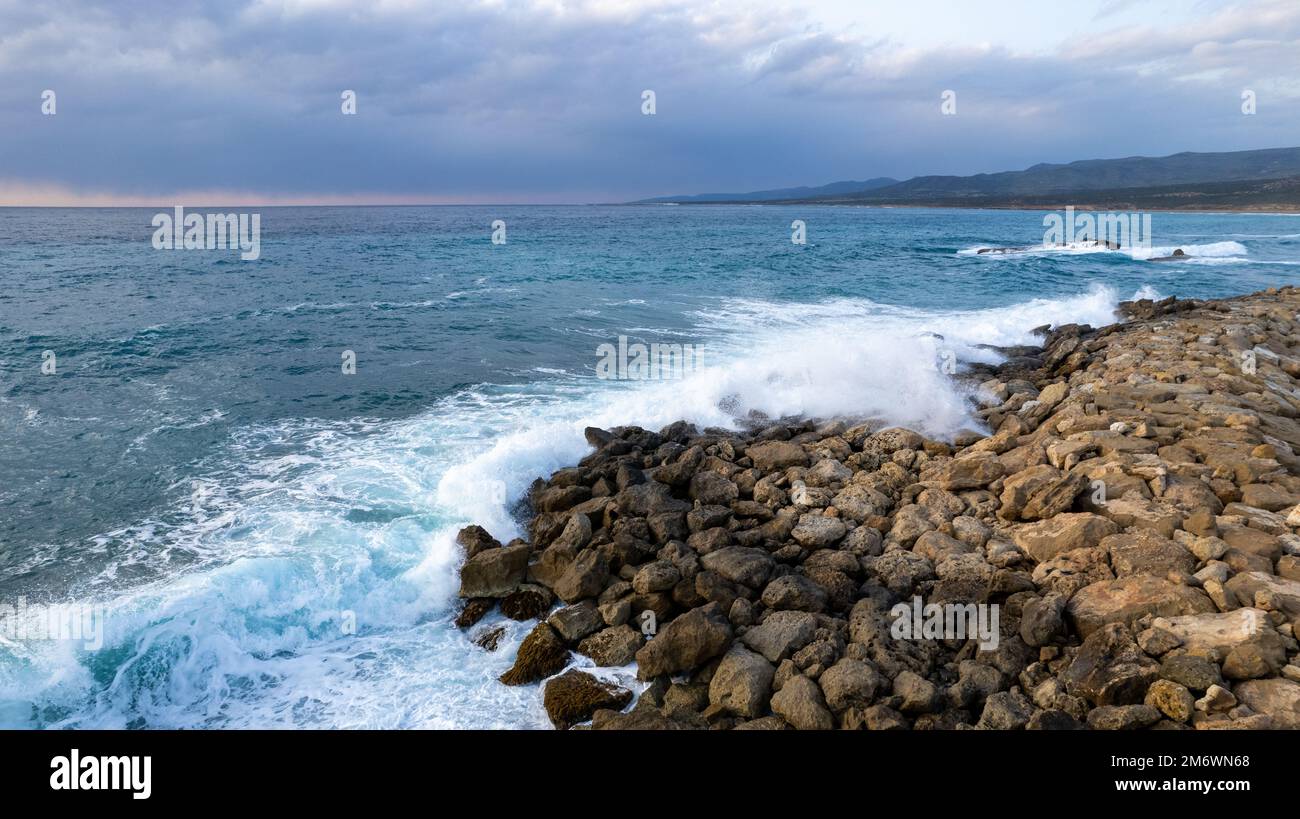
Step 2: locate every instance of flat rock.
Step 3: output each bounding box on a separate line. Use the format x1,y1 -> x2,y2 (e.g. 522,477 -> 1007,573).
1013,513 -> 1119,563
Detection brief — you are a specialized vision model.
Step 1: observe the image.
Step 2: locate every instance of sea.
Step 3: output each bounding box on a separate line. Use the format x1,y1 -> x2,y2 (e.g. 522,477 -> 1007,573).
1,204 -> 1297,728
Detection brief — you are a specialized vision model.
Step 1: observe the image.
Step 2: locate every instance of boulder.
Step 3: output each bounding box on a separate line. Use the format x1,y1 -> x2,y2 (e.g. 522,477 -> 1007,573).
499,622 -> 570,686
700,546 -> 775,588
770,674 -> 834,730
578,625 -> 644,666
708,646 -> 776,718
1061,623 -> 1159,706
635,603 -> 733,679
761,574 -> 829,612
1012,513 -> 1118,563
547,601 -> 603,643
747,441 -> 809,472
790,514 -> 848,549
1232,678 -> 1300,729
459,543 -> 530,598
740,610 -> 819,663
1066,575 -> 1215,637
543,669 -> 633,729
818,658 -> 882,713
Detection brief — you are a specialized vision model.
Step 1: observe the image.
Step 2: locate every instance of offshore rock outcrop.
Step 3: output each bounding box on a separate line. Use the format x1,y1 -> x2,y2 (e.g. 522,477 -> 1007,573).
458,286 -> 1300,730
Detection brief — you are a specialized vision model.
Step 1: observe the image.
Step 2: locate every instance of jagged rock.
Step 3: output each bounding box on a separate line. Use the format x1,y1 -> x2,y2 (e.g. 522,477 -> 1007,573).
500,584 -> 553,620
548,601 -> 603,643
709,646 -> 776,718
1086,704 -> 1161,730
578,624 -> 643,666
499,622 -> 570,685
770,674 -> 834,730
1061,623 -> 1159,706
976,690 -> 1035,729
818,658 -> 882,713
741,610 -> 819,663
1020,592 -> 1066,647
456,525 -> 502,558
761,574 -> 829,612
790,513 -> 847,549
543,670 -> 633,729
553,548 -> 609,603
700,546 -> 774,588
455,598 -> 495,628
635,603 -> 733,679
459,543 -> 531,598
1145,679 -> 1195,723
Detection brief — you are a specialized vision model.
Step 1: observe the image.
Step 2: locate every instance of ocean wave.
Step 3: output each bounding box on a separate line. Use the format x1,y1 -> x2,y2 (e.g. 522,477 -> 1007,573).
1,286 -> 1128,730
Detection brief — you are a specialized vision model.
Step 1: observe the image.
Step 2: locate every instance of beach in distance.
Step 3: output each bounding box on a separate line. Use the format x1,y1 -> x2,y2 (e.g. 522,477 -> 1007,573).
3,204 -> 1300,729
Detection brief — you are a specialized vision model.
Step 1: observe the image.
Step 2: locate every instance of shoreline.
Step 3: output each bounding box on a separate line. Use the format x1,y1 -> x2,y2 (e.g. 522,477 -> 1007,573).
455,285 -> 1300,730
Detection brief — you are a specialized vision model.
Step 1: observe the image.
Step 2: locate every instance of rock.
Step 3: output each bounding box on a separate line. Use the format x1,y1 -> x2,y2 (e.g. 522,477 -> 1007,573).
553,548 -> 609,603
791,514 -> 847,549
1160,654 -> 1224,692
500,584 -> 553,620
548,601 -> 604,643
1027,710 -> 1084,730
473,625 -> 505,651
635,603 -> 733,679
499,622 -> 570,685
456,525 -> 502,558
455,598 -> 494,628
1145,679 -> 1195,723
1019,593 -> 1066,647
578,625 -> 643,666
459,543 -> 531,598
770,674 -> 834,730
934,453 -> 1005,490
1012,513 -> 1118,562
747,441 -> 809,472
894,670 -> 939,714
1224,572 -> 1300,616
1086,704 -> 1161,730
1104,531 -> 1196,578
1232,678 -> 1300,728
551,512 -> 592,551
1195,684 -> 1237,713
700,546 -> 774,588
1061,623 -> 1159,706
1240,483 -> 1298,512
690,471 -> 739,506
1066,575 -> 1215,637
741,610 -> 819,663
761,574 -> 829,612
632,560 -> 681,595
543,669 -> 633,729
976,690 -> 1035,730
818,658 -> 882,713
709,646 -> 776,718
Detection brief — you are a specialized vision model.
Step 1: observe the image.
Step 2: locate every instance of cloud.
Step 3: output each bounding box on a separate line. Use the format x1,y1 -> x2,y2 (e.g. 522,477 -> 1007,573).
1,0 -> 1298,203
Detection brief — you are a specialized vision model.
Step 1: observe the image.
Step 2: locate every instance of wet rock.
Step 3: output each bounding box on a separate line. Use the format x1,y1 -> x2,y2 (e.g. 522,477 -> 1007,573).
457,525 -> 503,558
578,625 -> 644,666
459,543 -> 531,598
499,622 -> 570,685
500,584 -> 553,620
543,669 -> 633,729
455,598 -> 495,628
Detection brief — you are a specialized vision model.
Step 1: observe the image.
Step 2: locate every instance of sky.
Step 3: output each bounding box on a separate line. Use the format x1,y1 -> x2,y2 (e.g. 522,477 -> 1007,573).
1,0 -> 1298,204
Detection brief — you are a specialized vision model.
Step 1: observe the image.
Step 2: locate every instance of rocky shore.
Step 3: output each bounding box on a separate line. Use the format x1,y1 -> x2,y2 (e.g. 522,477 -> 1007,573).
455,286 -> 1300,730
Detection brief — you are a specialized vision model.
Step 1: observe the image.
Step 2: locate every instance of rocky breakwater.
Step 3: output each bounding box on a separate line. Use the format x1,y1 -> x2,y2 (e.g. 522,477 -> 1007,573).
456,286 -> 1300,730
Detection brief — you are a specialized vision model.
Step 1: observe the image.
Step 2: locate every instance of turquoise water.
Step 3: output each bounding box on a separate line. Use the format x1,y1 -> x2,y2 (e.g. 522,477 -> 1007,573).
0,205 -> 1297,727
